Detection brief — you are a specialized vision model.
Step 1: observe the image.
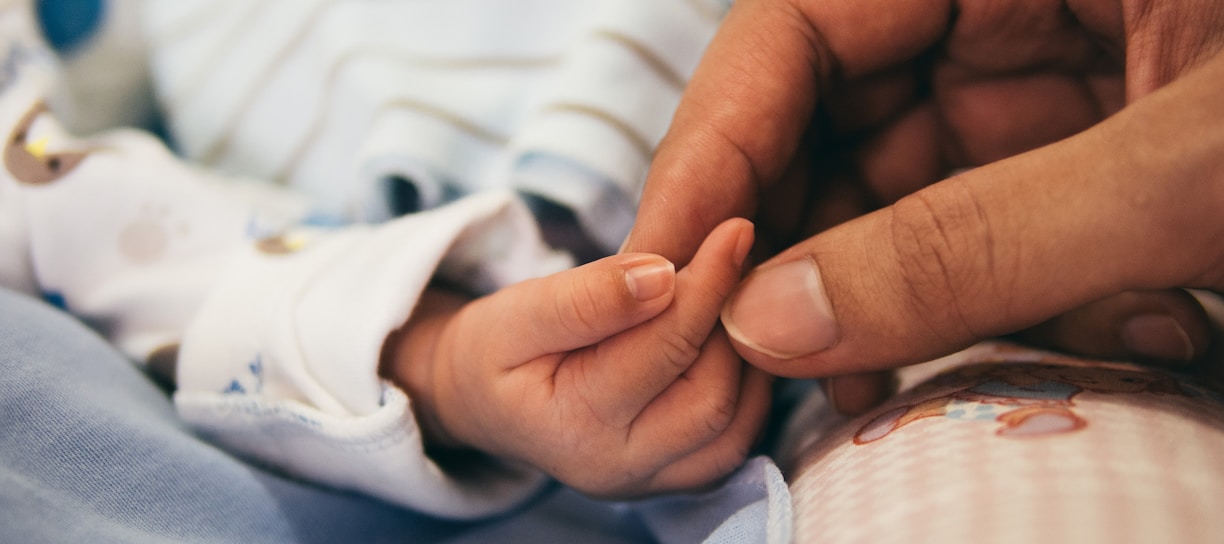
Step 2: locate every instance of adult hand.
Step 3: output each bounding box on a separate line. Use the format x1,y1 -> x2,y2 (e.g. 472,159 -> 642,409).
623,0 -> 1224,412
383,220 -> 771,498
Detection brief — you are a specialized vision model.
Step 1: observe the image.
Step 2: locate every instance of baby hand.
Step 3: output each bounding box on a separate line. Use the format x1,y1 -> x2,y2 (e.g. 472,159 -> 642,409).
383,219 -> 771,498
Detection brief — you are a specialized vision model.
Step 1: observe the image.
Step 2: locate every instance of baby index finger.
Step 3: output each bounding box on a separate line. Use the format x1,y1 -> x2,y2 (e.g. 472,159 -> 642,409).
473,253 -> 677,368
560,218 -> 754,427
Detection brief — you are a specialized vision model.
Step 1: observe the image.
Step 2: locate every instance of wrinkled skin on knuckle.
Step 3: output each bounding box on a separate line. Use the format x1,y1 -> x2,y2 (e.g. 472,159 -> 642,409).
691,382 -> 739,438
887,186 -> 1001,341
553,274 -> 608,341
654,326 -> 707,374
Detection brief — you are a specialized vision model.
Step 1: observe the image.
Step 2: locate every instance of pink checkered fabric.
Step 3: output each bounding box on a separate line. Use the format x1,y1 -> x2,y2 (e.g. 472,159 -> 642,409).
786,343 -> 1224,543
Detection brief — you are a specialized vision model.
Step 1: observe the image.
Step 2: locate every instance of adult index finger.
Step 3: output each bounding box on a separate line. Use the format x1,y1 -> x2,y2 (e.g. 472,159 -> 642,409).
624,0 -> 951,265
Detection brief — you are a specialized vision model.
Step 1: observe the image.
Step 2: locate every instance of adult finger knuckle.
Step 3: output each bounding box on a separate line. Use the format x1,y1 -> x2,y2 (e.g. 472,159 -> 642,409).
888,185 -> 1002,339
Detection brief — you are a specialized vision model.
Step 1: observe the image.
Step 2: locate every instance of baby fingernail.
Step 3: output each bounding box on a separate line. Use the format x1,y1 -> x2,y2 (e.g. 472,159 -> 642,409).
722,258 -> 838,359
626,259 -> 675,301
1121,314 -> 1195,362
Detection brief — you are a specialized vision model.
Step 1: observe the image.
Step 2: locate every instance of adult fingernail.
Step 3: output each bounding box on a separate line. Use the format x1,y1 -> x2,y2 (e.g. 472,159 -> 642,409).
722,258 -> 837,359
626,259 -> 675,301
1120,314 -> 1195,362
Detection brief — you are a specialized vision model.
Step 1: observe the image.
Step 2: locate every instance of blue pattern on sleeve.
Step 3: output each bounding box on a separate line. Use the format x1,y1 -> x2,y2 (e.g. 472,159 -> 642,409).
40,291 -> 67,311
36,0 -> 105,55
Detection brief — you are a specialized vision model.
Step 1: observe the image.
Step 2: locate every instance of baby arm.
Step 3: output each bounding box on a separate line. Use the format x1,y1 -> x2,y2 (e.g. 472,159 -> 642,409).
381,219 -> 772,498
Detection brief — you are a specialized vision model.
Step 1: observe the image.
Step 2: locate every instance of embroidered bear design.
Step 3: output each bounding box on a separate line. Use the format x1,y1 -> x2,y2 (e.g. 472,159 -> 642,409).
4,101 -> 90,184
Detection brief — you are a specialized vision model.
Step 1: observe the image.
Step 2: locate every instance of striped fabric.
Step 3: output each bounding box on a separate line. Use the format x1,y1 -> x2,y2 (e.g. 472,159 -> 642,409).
142,0 -> 727,251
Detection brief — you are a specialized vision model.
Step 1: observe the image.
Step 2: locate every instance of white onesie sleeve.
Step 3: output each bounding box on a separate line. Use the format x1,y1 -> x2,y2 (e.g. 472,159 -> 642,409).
174,192 -> 568,519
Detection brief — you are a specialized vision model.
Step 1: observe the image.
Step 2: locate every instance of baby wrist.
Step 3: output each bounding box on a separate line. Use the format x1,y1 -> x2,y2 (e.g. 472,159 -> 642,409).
379,289 -> 469,451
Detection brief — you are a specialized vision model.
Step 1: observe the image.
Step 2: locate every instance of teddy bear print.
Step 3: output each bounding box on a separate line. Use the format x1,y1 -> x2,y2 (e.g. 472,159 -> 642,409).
4,101 -> 91,185
854,361 -> 1187,444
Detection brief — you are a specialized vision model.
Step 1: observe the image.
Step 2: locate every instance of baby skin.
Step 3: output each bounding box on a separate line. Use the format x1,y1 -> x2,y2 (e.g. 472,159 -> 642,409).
381,219 -> 771,498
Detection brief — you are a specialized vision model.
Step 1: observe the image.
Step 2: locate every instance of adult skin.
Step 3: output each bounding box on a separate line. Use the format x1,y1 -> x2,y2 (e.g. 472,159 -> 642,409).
623,0 -> 1224,412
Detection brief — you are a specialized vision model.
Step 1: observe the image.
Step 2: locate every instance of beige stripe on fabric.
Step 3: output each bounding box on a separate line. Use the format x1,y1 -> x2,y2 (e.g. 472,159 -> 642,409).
274,47 -> 557,181
589,29 -> 685,91
537,102 -> 653,161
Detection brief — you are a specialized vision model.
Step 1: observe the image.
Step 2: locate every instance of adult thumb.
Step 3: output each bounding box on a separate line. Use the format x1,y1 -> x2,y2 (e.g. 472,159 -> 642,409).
718,57 -> 1224,378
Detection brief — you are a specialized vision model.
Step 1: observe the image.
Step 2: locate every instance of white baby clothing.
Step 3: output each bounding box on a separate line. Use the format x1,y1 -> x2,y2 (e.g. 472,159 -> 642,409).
0,0 -> 730,518
138,0 -> 726,252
